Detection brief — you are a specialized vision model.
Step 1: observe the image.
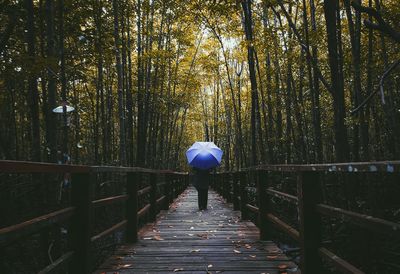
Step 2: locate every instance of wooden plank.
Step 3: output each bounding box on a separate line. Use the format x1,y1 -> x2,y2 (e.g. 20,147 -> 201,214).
126,172 -> 138,243
0,160 -> 89,173
137,186 -> 151,196
156,195 -> 166,206
316,204 -> 400,237
0,207 -> 75,247
92,194 -> 128,208
239,172 -> 249,220
245,203 -> 259,213
245,160 -> 400,173
91,220 -> 127,242
150,173 -> 157,221
297,171 -> 322,273
96,187 -> 299,274
91,165 -> 187,175
232,174 -> 240,210
319,247 -> 365,274
91,165 -> 158,174
69,172 -> 92,274
37,251 -> 74,274
257,170 -> 269,240
266,213 -> 300,242
266,187 -> 298,204
137,204 -> 150,219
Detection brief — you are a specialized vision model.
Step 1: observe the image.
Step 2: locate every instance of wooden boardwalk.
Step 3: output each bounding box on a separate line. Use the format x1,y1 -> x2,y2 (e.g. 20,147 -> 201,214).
95,187 -> 299,274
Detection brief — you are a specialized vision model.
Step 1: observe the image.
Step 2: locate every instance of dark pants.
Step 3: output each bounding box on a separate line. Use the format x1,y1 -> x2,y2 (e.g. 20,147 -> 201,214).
196,188 -> 208,210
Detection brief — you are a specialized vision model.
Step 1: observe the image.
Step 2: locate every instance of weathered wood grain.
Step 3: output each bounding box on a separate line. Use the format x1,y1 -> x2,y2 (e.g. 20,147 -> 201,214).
95,187 -> 300,274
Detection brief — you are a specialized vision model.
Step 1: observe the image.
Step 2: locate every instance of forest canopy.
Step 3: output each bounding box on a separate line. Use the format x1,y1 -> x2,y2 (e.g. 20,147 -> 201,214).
0,0 -> 399,170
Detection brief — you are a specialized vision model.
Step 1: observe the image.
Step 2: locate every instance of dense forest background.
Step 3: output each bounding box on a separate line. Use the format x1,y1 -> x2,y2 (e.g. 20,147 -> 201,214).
0,0 -> 399,170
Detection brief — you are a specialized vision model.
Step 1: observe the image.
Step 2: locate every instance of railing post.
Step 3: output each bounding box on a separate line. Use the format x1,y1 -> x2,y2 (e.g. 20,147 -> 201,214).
298,171 -> 322,273
126,172 -> 138,243
226,173 -> 233,203
69,172 -> 92,274
171,174 -> 177,200
232,172 -> 240,210
257,170 -> 270,241
163,173 -> 170,210
219,173 -> 228,197
220,173 -> 225,199
150,173 -> 157,221
239,171 -> 249,220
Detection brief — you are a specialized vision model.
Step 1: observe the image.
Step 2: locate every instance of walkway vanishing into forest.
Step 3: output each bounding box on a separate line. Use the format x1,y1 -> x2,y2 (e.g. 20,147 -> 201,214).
95,187 -> 299,274
1,160 -> 400,274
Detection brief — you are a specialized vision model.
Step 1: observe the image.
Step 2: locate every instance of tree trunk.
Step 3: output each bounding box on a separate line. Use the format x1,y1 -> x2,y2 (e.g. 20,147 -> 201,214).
45,0 -> 57,162
241,0 -> 259,166
323,0 -> 349,162
112,0 -> 126,165
344,0 -> 362,161
26,0 -> 41,162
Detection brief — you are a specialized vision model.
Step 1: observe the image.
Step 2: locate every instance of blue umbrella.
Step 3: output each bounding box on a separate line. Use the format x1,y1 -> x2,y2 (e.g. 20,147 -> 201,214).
186,142 -> 223,170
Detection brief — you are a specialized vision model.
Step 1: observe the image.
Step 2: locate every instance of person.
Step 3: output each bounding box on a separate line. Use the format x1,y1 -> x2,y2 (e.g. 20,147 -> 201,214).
192,167 -> 211,210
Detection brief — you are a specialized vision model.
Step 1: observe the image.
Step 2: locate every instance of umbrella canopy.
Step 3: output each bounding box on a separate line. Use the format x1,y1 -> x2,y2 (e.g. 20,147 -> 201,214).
52,105 -> 75,113
186,142 -> 223,170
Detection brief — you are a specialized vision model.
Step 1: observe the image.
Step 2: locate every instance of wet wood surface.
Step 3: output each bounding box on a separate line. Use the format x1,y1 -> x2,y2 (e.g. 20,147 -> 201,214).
95,187 -> 299,274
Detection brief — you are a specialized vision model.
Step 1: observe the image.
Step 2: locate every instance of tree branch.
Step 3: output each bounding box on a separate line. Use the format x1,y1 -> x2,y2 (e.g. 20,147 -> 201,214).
351,1 -> 400,43
350,59 -> 400,115
273,1 -> 334,95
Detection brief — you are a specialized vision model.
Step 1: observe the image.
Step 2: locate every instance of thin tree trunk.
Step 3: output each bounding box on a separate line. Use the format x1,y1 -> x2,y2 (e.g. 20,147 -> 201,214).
309,0 -> 323,162
26,0 -> 41,161
323,0 -> 349,162
241,0 -> 259,166
45,0 -> 57,162
112,0 -> 126,165
344,0 -> 362,161
58,0 -> 68,159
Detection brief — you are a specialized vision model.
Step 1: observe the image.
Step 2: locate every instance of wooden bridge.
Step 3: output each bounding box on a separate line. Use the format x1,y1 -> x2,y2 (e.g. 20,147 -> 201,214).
1,160 -> 399,273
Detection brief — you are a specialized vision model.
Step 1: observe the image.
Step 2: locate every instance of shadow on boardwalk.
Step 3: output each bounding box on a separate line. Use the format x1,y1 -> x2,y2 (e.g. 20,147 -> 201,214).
95,187 -> 299,273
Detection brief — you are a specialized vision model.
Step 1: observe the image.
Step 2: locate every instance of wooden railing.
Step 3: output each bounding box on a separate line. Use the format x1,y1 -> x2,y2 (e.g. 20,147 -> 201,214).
0,160 -> 188,274
212,161 -> 400,274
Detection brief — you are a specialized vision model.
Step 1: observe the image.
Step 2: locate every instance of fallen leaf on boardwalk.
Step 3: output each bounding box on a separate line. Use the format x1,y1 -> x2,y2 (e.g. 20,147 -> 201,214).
249,255 -> 257,258
121,264 -> 131,268
188,233 -> 194,236
278,264 -> 287,269
245,244 -> 252,249
267,255 -> 278,259
190,249 -> 201,253
190,226 -> 194,230
153,235 -> 164,241
197,233 -> 209,239
173,268 -> 184,272
143,237 -> 152,240
233,249 -> 241,254
168,225 -> 174,228
208,264 -> 213,268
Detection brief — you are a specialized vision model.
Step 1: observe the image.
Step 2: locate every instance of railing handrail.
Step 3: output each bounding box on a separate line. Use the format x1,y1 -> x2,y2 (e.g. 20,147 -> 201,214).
0,160 -> 189,274
213,163 -> 400,274
0,160 -> 187,175
214,160 -> 400,174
